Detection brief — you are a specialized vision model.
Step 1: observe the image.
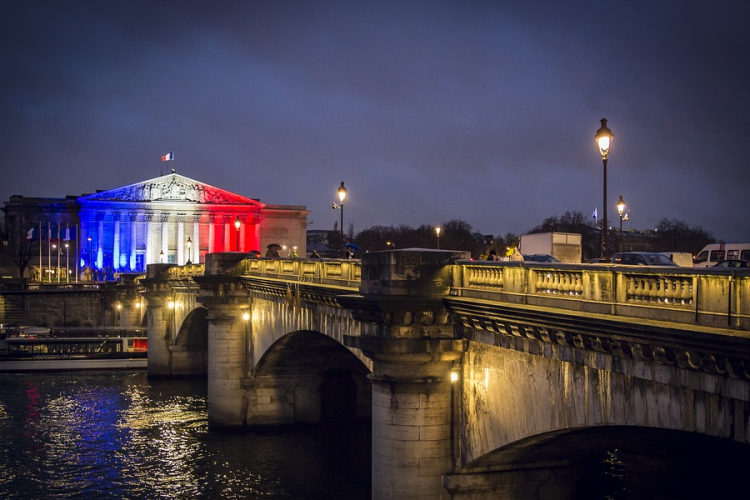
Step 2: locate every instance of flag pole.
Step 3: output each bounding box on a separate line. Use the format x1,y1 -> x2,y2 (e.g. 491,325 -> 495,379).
47,222 -> 51,283
65,224 -> 69,283
57,224 -> 61,283
76,223 -> 79,283
38,221 -> 42,281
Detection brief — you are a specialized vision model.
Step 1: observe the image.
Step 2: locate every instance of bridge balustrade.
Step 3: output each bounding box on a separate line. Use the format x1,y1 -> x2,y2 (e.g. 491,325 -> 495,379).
167,263 -> 205,279
451,261 -> 749,330
242,258 -> 361,289
162,257 -> 747,330
25,282 -> 102,291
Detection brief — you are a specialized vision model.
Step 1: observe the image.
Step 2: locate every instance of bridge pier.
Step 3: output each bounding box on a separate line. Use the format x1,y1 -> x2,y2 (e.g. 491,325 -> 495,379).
368,360 -> 456,500
194,253 -> 254,426
204,301 -> 250,426
145,296 -> 174,377
141,264 -> 179,377
243,374 -> 324,425
343,249 -> 468,500
114,273 -> 146,328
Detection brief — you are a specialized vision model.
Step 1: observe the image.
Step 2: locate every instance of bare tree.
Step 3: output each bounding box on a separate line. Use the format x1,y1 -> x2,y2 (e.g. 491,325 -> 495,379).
1,207 -> 40,280
654,218 -> 714,254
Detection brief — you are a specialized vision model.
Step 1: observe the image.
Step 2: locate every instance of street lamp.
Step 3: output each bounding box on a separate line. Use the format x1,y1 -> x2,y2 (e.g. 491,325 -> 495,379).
595,118 -> 614,259
450,368 -> 459,472
617,195 -> 626,253
337,181 -> 347,256
159,250 -> 164,263
435,226 -> 441,249
186,237 -> 192,265
65,242 -> 69,283
234,216 -> 241,251
53,243 -> 61,283
87,235 -> 93,270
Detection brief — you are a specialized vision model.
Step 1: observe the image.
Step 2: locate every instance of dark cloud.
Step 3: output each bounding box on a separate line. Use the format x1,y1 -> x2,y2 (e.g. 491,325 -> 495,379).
1,0 -> 749,242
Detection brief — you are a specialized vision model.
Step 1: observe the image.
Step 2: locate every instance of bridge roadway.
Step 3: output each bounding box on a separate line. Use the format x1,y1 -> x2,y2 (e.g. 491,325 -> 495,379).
128,249 -> 750,500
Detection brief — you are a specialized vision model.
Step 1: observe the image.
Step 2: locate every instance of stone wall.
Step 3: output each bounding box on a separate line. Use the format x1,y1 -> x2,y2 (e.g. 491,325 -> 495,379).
0,288 -> 114,327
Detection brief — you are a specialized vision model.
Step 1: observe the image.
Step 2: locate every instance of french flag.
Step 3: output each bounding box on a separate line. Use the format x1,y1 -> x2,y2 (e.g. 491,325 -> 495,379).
161,150 -> 174,162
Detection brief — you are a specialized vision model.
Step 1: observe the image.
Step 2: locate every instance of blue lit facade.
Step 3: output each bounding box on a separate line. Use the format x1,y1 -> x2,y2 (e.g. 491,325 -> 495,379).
4,172 -> 310,280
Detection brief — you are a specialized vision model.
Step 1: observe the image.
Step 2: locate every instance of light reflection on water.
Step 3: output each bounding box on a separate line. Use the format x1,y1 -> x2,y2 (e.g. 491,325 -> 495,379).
0,371 -> 370,500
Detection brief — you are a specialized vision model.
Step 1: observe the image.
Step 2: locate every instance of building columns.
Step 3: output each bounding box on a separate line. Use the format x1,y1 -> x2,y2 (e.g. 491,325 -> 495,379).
208,216 -> 216,254
177,215 -> 185,265
96,219 -> 104,269
223,216 -> 231,252
193,215 -> 201,263
161,213 -> 169,262
130,212 -> 138,271
113,214 -> 121,270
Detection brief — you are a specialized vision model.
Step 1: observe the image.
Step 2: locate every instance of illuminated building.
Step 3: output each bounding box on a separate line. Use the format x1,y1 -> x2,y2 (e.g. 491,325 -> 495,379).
3,172 -> 309,279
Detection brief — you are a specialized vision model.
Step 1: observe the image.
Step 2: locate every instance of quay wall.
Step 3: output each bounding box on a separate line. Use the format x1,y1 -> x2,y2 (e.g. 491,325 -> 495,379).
0,284 -> 118,328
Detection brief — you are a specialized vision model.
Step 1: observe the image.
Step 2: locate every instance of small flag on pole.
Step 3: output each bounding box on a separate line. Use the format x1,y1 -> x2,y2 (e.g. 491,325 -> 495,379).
623,210 -> 630,222
161,150 -> 174,162
592,208 -> 598,222
26,227 -> 35,240
64,225 -> 76,241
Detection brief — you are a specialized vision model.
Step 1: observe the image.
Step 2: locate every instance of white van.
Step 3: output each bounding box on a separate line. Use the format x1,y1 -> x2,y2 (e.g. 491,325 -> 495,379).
659,252 -> 694,267
693,243 -> 750,267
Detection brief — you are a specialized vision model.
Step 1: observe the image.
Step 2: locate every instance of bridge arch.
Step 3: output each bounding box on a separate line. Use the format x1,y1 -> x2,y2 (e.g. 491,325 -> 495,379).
246,329 -> 371,426
165,306 -> 209,376
174,306 -> 208,348
454,425 -> 750,499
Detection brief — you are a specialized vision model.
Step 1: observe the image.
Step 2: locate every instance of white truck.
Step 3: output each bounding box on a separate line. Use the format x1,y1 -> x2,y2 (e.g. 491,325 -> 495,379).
693,243 -> 750,267
519,232 -> 582,264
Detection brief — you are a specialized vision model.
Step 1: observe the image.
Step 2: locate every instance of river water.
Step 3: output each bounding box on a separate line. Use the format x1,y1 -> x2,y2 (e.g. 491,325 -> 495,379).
0,371 -> 371,500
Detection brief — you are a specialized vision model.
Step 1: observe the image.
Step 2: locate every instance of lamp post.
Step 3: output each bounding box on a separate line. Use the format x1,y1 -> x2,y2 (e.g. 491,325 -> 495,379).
435,226 -> 441,249
595,118 -> 614,259
159,250 -> 164,263
65,242 -> 69,283
87,235 -> 92,271
53,243 -> 61,283
450,369 -> 459,471
616,195 -> 626,253
337,182 -> 347,257
234,216 -> 241,251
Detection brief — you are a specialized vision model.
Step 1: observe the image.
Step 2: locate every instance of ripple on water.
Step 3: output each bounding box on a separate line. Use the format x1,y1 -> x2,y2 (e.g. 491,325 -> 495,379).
0,372 -> 369,500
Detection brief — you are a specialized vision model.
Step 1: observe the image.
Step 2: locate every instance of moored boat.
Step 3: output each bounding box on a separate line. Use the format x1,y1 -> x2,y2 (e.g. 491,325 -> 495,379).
0,327 -> 147,372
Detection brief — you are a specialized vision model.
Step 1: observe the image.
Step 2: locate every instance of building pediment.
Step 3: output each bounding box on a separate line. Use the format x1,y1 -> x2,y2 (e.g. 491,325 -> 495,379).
78,173 -> 263,207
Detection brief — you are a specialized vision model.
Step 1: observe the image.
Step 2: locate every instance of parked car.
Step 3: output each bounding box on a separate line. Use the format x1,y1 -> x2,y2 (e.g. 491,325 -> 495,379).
713,259 -> 750,268
611,252 -> 678,266
584,257 -> 610,264
523,254 -> 561,263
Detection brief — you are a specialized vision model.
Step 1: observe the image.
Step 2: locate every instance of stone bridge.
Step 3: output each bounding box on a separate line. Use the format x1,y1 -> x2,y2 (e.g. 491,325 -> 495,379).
127,249 -> 750,500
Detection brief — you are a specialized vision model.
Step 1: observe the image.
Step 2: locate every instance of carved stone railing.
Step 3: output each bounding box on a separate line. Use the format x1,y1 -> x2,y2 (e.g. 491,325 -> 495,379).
451,261 -> 750,331
242,258 -> 361,289
624,273 -> 694,306
155,254 -> 749,331
25,282 -> 102,291
167,263 -> 206,279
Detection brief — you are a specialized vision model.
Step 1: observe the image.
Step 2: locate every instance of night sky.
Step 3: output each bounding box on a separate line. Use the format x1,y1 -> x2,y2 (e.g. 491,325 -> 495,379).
2,1 -> 749,242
